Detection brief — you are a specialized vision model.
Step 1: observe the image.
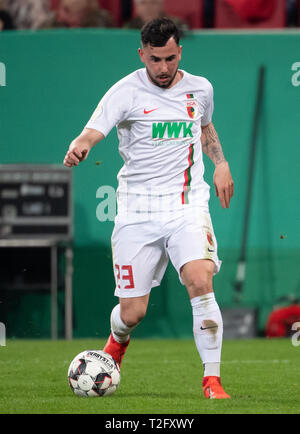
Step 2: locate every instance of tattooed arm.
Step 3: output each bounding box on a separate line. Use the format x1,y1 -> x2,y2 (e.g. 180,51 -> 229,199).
201,122 -> 226,165
201,122 -> 234,208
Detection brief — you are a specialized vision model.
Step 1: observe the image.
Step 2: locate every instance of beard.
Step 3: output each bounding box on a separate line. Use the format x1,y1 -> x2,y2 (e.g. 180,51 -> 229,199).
146,67 -> 178,89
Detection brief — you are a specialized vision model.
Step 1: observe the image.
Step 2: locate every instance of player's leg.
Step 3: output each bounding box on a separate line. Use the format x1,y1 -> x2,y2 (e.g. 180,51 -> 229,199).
104,294 -> 150,367
103,221 -> 168,367
167,208 -> 230,399
180,259 -> 230,399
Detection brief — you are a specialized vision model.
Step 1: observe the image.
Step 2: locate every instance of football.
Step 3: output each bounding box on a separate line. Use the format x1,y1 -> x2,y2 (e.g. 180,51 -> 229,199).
68,350 -> 120,397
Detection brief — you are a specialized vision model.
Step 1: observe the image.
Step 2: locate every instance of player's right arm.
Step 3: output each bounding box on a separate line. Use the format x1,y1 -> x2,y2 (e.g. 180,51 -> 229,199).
63,128 -> 104,167
64,74 -> 133,168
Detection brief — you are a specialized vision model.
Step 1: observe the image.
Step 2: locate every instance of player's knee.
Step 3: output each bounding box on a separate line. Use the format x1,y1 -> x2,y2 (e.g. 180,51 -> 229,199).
182,260 -> 214,297
188,276 -> 212,296
186,268 -> 214,296
120,305 -> 147,328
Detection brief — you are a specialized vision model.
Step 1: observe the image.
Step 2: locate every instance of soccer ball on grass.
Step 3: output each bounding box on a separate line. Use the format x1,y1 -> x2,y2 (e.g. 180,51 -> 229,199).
68,350 -> 120,397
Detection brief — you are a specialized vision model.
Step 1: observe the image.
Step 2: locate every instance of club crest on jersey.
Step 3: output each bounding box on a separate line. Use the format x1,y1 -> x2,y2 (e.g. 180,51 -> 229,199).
186,95 -> 199,119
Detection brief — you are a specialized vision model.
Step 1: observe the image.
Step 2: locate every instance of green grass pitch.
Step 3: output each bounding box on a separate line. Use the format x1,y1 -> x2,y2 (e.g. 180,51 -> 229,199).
0,338 -> 299,414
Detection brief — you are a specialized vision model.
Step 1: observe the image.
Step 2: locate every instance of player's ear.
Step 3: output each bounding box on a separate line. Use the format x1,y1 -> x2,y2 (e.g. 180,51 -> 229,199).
138,47 -> 145,63
178,45 -> 182,61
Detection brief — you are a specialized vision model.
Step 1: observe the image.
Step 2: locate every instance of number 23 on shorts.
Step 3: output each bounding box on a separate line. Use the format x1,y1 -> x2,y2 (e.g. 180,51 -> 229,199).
114,264 -> 135,289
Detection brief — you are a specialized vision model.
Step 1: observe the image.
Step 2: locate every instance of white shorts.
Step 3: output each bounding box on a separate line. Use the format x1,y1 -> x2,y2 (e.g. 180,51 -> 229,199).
111,207 -> 222,298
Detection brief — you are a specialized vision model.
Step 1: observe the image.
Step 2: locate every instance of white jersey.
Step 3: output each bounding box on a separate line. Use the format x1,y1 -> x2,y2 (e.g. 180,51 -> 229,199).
86,68 -> 214,214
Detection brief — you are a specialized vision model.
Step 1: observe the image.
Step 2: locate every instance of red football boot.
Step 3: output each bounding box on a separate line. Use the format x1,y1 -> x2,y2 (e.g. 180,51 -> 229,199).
203,376 -> 231,399
103,333 -> 130,367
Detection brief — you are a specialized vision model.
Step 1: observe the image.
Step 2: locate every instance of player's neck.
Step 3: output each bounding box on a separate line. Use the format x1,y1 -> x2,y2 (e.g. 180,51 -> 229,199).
168,70 -> 183,89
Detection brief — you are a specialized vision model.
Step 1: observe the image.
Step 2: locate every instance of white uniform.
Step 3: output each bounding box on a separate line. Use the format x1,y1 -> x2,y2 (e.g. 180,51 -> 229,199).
86,68 -> 221,298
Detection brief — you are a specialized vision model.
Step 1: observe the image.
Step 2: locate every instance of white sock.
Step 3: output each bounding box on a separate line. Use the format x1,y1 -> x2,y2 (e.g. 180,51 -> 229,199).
203,362 -> 220,377
190,293 -> 223,377
110,304 -> 135,344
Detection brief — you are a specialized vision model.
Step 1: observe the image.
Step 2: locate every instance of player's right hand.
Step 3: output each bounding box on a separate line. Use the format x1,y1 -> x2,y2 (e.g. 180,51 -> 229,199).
63,128 -> 104,167
63,147 -> 89,167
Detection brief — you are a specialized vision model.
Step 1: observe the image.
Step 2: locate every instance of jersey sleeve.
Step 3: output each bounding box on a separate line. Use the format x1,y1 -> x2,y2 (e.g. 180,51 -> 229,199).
201,81 -> 214,126
85,82 -> 133,137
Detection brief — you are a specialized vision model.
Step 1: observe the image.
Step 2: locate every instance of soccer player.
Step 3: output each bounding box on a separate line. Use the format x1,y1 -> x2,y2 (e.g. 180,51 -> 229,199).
63,18 -> 234,399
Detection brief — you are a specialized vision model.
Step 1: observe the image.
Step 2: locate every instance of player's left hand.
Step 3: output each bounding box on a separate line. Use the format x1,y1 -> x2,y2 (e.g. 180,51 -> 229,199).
213,161 -> 234,208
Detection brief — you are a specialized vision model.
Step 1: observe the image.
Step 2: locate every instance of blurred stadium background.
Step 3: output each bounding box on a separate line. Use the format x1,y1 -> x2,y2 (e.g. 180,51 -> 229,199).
0,0 -> 300,343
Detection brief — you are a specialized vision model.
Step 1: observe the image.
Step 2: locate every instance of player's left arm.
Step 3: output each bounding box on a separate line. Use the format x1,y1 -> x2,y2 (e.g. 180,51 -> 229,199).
201,122 -> 234,208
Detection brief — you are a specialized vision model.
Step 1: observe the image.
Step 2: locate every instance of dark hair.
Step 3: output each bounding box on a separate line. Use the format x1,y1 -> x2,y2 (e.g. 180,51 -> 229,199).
0,10 -> 15,30
141,18 -> 180,47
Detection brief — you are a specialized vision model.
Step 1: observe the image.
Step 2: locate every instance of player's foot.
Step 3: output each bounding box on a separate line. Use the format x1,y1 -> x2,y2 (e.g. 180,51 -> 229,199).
202,376 -> 231,399
103,333 -> 130,367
